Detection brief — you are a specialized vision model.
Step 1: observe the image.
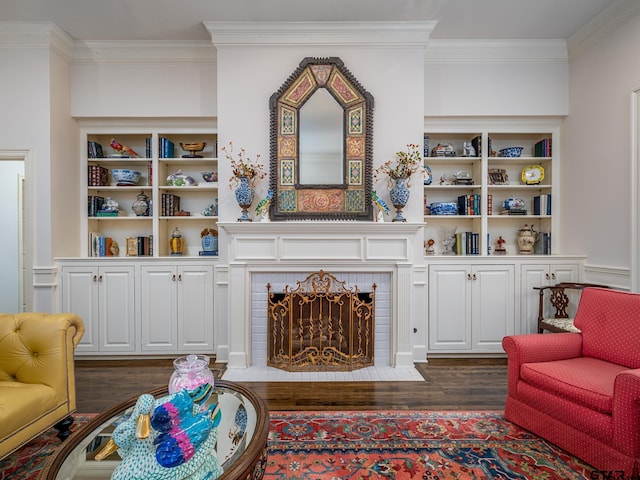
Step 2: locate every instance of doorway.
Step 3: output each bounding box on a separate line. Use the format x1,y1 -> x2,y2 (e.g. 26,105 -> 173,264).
0,154 -> 27,312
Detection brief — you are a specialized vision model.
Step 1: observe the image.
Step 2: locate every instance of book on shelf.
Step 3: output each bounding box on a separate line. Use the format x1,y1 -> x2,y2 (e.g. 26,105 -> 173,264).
487,194 -> 493,215
88,165 -> 109,186
125,235 -> 153,257
161,193 -> 181,216
159,137 -> 175,158
454,231 -> 479,255
534,232 -> 552,255
88,232 -> 114,257
535,138 -> 552,157
88,141 -> 104,159
146,137 -> 152,158
88,196 -> 105,216
457,194 -> 480,215
533,194 -> 552,215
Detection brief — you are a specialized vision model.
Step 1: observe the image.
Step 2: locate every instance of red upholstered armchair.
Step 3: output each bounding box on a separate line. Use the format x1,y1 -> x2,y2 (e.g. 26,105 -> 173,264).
502,287 -> 640,475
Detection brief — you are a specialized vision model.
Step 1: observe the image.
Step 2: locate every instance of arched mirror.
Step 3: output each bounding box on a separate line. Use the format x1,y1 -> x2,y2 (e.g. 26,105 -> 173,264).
269,57 -> 374,221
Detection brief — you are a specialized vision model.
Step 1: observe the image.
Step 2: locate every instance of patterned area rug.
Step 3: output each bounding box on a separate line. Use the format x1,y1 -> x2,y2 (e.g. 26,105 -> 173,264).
0,411 -> 595,479
266,410 -> 596,479
0,414 -> 97,480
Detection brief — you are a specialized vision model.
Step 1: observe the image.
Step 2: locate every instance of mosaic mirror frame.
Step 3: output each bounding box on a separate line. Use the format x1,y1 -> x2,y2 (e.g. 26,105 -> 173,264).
269,57 -> 374,221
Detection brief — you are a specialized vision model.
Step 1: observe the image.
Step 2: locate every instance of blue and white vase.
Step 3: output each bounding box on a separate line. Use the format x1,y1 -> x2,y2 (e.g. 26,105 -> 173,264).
389,176 -> 410,222
201,234 -> 218,253
235,176 -> 255,222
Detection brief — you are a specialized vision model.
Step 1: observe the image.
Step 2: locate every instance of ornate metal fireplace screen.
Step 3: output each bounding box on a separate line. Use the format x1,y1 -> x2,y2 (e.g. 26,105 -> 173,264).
267,271 -> 376,372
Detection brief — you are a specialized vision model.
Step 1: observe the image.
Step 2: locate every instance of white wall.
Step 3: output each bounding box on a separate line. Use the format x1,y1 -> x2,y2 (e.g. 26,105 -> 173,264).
563,11 -> 640,279
215,45 -> 425,223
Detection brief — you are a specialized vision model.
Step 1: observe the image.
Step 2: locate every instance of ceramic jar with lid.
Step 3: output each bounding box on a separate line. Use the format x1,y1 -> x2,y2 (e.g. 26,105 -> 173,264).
516,224 -> 538,254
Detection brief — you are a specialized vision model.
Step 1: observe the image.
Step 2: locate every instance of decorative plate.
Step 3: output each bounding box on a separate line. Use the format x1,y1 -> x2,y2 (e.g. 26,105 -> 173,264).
424,165 -> 432,185
521,165 -> 544,185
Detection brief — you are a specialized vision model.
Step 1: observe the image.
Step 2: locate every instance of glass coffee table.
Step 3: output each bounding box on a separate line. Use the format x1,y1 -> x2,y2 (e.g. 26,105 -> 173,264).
39,380 -> 269,480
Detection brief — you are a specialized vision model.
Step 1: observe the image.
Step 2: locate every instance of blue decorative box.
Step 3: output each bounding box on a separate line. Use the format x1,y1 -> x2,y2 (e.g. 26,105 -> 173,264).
429,202 -> 458,215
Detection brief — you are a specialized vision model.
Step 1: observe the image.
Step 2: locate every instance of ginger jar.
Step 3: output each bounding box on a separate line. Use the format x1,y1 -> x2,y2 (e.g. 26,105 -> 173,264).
516,224 -> 538,254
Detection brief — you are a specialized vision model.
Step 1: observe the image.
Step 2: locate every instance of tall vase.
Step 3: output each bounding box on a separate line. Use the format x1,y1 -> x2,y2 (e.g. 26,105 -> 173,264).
235,176 -> 255,222
389,176 -> 410,222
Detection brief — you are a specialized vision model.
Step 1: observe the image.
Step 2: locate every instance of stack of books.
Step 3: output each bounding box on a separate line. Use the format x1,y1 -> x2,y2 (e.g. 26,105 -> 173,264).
455,231 -> 480,255
126,236 -> 154,256
88,165 -> 109,186
159,137 -> 175,158
87,141 -> 104,158
457,194 -> 481,215
89,233 -> 116,257
535,138 -> 552,157
161,193 -> 181,216
88,196 -> 105,216
533,194 -> 552,215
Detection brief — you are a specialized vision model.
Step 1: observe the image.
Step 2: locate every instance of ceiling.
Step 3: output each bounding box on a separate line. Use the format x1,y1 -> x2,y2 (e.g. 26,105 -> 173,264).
0,0 -> 618,43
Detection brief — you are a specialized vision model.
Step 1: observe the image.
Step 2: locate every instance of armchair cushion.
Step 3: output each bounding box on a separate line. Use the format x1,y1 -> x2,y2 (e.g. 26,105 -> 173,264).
521,357 -> 626,414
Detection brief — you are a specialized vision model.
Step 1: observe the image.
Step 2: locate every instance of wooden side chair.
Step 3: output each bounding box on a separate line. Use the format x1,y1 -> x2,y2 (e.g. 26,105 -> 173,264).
535,282 -> 610,333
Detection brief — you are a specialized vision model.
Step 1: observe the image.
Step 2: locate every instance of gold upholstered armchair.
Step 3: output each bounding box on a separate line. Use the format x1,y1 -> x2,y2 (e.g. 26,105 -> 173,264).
0,312 -> 84,460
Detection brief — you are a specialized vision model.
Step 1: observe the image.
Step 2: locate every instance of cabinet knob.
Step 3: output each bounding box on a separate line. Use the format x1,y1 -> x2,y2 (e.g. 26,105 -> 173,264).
467,274 -> 472,280
98,275 -> 103,282
92,275 -> 98,283
472,274 -> 477,280
178,274 -> 182,282
551,273 -> 556,280
172,274 -> 176,282
545,273 -> 550,280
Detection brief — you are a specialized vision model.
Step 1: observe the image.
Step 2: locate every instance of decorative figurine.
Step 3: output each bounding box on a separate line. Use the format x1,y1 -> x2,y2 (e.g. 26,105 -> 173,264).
425,238 -> 436,255
94,387 -> 223,480
103,197 -> 119,213
462,142 -> 476,157
110,241 -> 120,256
495,236 -> 507,254
255,189 -> 273,222
167,170 -> 197,186
372,190 -> 390,223
110,138 -> 140,157
440,226 -> 456,255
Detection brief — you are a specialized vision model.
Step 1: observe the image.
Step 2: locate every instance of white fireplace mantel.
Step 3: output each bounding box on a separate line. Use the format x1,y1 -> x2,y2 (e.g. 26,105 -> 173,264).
216,222 -> 426,369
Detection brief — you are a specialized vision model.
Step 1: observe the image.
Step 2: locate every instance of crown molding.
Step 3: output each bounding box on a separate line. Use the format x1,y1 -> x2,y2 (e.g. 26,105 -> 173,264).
203,21 -> 436,48
0,22 -> 74,61
567,0 -> 640,62
72,40 -> 216,63
425,39 -> 568,64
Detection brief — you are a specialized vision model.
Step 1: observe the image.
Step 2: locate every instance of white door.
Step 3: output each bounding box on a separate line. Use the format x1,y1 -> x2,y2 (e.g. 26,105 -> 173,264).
99,266 -> 136,352
177,265 -> 214,352
428,264 -> 472,351
472,264 -> 515,352
141,265 -> 177,352
60,266 -> 99,352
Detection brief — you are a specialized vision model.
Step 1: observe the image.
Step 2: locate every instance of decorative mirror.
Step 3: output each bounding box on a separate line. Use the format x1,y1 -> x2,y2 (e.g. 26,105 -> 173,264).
269,57 -> 374,221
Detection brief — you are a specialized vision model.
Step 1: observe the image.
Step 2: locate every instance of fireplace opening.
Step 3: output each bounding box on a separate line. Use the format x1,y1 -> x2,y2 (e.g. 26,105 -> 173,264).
266,270 -> 376,372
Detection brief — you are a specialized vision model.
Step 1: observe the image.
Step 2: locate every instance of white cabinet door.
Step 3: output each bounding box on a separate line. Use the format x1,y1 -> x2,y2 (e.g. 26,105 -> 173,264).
520,264 -> 580,334
60,266 -> 99,353
141,266 -> 178,352
472,264 -> 514,352
177,265 -> 214,352
99,266 -> 136,352
428,265 -> 472,350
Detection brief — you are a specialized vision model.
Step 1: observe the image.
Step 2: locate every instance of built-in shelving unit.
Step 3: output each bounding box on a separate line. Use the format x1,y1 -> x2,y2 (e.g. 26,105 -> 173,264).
82,121 -> 218,258
423,125 -> 558,256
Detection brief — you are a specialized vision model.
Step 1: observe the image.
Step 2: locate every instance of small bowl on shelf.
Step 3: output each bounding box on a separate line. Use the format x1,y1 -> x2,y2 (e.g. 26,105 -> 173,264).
112,169 -> 141,186
499,147 -> 524,158
201,171 -> 217,183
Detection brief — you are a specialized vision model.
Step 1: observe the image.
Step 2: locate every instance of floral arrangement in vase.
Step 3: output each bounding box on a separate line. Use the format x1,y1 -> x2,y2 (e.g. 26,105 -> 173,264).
374,143 -> 424,187
221,141 -> 266,189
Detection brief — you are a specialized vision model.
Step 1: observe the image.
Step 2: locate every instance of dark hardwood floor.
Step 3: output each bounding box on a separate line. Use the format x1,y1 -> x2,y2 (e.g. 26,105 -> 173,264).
75,358 -> 508,413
